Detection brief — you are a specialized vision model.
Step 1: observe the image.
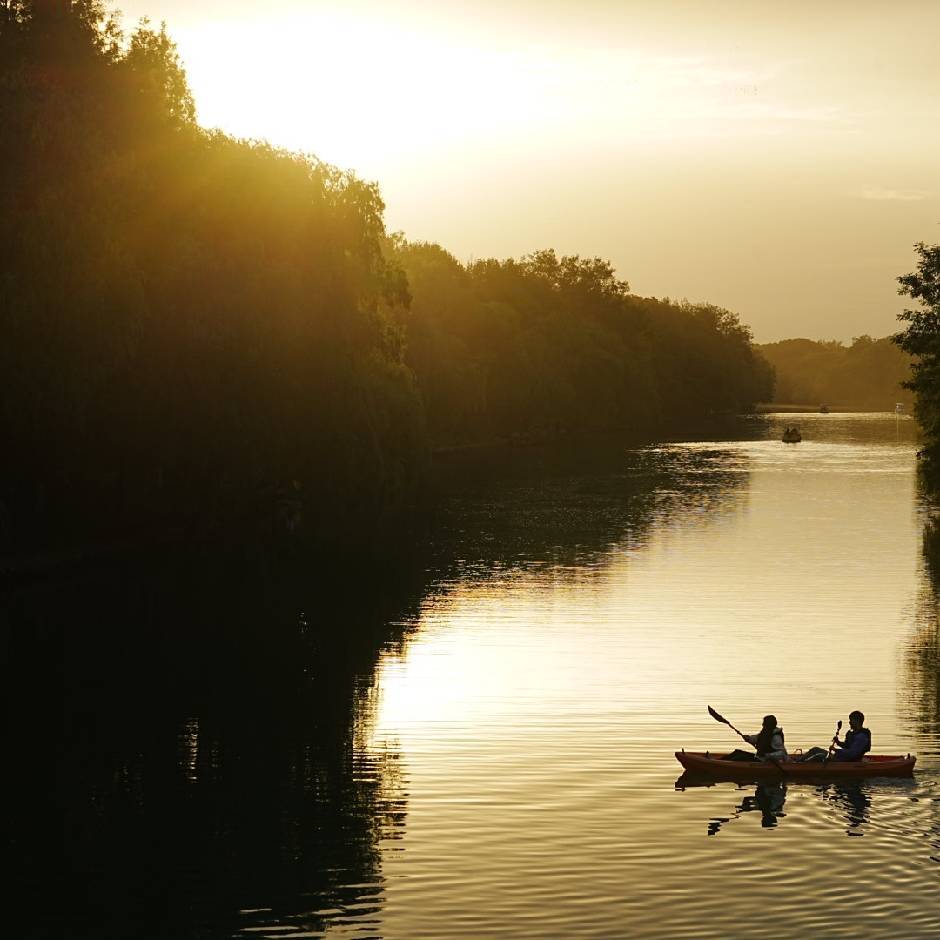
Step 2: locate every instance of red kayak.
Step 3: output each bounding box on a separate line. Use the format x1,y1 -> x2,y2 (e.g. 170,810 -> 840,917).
675,750 -> 916,779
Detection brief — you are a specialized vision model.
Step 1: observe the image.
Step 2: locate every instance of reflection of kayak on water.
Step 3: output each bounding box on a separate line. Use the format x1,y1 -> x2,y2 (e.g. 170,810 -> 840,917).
675,776 -> 788,832
675,774 -> 882,834
675,750 -> 916,779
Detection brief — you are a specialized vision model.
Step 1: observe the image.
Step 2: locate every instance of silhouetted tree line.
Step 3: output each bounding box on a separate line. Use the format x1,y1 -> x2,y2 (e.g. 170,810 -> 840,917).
1,2 -> 425,552
894,241 -> 940,474
759,335 -> 914,411
396,240 -> 773,444
0,3 -> 772,555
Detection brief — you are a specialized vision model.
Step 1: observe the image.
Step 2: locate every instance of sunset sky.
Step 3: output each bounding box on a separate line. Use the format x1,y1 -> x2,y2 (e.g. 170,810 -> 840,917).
117,0 -> 939,342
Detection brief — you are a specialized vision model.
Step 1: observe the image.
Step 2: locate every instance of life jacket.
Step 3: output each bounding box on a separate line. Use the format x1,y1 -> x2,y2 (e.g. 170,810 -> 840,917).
756,725 -> 784,756
845,728 -> 871,755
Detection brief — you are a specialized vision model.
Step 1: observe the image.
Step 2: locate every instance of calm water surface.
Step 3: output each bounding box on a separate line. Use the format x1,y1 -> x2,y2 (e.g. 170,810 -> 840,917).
236,413 -> 940,939
26,413 -> 940,938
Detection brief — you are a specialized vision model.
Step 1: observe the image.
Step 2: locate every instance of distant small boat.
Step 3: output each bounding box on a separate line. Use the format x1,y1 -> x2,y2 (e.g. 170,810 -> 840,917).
782,428 -> 802,443
820,404 -> 829,414
675,750 -> 916,779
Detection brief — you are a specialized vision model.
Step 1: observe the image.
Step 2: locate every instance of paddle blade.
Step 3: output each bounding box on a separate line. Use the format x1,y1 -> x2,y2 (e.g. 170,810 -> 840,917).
837,720 -> 843,731
707,705 -> 730,725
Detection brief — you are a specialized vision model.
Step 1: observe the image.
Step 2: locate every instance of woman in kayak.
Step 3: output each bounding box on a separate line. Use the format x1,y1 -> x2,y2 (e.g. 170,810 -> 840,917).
726,714 -> 788,762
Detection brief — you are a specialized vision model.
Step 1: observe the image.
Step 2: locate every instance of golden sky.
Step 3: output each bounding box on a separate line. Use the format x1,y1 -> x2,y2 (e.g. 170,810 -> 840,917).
117,0 -> 939,342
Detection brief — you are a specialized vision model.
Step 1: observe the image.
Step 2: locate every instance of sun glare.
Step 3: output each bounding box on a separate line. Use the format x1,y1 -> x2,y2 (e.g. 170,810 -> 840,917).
173,9 -> 794,180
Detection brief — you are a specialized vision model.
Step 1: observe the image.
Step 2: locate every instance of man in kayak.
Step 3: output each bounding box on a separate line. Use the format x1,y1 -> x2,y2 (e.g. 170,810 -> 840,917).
831,710 -> 871,762
726,714 -> 788,761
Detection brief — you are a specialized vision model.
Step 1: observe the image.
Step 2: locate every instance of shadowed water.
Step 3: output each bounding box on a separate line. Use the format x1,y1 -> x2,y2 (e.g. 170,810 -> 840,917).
9,413 -> 940,938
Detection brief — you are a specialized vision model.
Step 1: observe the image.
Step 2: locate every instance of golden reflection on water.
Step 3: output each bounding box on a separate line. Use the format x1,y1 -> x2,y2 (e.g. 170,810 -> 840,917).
361,414 -> 940,940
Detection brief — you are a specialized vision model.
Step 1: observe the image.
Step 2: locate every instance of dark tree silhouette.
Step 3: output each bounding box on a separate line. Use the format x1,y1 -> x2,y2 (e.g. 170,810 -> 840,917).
396,240 -> 772,444
894,242 -> 940,469
0,3 -> 773,560
0,2 -> 425,554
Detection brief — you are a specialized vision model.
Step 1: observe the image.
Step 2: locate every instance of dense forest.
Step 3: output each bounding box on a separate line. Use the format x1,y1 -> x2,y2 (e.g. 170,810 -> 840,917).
396,241 -> 772,445
0,2 -> 773,557
758,335 -> 914,411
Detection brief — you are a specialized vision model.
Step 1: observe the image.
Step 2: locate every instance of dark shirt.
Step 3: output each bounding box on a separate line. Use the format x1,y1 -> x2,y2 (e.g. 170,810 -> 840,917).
833,727 -> 871,762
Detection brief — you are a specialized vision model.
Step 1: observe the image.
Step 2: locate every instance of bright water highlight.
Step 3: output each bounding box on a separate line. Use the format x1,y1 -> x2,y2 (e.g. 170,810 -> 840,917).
239,413 -> 939,938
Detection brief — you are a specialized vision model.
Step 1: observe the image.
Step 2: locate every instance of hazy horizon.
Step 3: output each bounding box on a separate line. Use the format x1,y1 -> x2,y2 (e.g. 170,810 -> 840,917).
117,0 -> 939,342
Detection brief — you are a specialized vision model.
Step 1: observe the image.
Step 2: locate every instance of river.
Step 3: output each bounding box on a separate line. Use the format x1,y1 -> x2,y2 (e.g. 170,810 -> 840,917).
19,412 -> 940,937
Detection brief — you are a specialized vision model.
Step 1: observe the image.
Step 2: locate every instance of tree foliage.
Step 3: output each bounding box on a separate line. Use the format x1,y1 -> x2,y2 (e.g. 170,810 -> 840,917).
396,242 -> 772,443
894,242 -> 940,466
0,2 -> 424,551
760,335 -> 914,410
0,3 -> 774,553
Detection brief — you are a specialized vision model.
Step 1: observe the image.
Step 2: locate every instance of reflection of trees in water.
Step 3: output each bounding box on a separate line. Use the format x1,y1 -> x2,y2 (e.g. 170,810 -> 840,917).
429,439 -> 749,578
5,437 -> 751,937
3,554 -> 421,939
904,515 -> 940,743
903,511 -> 940,891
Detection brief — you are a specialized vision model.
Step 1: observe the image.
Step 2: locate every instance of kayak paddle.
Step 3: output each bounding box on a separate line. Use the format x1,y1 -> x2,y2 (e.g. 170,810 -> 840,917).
707,705 -> 748,741
824,719 -> 843,763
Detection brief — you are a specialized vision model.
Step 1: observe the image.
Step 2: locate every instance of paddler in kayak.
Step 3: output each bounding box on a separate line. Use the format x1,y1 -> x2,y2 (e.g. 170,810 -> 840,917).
725,714 -> 788,762
831,710 -> 872,762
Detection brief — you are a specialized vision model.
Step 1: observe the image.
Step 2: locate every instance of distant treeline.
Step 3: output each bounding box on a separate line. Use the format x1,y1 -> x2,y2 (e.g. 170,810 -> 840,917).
758,335 -> 914,411
0,3 -> 772,554
396,241 -> 772,444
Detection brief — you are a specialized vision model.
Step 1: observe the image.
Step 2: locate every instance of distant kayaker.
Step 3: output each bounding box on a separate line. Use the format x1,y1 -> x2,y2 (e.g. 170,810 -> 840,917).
726,714 -> 788,762
831,710 -> 871,762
